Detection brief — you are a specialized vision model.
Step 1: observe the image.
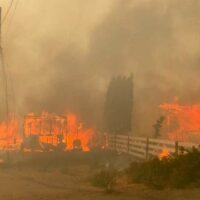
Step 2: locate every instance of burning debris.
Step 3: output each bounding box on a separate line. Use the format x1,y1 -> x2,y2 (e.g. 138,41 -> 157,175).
160,103 -> 200,143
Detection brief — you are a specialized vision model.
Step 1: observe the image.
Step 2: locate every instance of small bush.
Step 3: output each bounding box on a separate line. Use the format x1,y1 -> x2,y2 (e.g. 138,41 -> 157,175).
126,148 -> 200,189
126,158 -> 170,189
92,169 -> 118,192
60,167 -> 69,174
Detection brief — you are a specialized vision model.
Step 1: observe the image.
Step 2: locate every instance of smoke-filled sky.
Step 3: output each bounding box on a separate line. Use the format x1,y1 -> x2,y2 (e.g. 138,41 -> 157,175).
0,0 -> 200,135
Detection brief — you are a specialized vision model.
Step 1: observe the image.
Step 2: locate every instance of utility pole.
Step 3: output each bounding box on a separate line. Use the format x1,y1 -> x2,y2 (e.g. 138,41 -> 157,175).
0,7 -> 9,121
0,7 -> 10,153
0,7 -> 1,45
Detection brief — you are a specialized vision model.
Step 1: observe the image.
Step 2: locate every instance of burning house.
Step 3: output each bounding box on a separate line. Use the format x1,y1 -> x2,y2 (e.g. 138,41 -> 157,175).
160,103 -> 200,143
0,116 -> 21,150
23,112 -> 94,152
23,112 -> 67,151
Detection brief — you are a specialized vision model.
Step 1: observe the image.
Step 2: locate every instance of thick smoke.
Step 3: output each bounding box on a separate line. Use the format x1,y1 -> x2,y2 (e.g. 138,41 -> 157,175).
86,0 -> 200,134
2,0 -> 200,135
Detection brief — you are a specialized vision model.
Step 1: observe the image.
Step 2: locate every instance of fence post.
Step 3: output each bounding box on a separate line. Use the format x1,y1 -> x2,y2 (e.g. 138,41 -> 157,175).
175,141 -> 179,155
146,137 -> 149,160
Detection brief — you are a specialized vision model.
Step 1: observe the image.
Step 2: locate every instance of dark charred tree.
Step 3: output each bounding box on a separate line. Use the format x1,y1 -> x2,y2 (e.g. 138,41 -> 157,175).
153,116 -> 165,138
104,74 -> 133,135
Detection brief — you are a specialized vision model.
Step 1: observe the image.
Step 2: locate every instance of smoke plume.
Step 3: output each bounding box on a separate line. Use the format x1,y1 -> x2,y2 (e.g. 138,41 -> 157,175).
1,0 -> 200,135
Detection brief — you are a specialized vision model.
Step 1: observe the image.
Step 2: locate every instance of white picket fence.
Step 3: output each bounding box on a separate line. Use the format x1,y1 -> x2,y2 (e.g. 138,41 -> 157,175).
107,134 -> 200,160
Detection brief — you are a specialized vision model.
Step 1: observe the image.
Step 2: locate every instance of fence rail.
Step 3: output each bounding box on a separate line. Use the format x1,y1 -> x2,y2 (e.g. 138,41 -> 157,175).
107,134 -> 200,160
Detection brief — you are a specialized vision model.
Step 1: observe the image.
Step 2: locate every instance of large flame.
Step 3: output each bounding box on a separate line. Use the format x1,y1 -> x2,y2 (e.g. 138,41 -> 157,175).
66,113 -> 94,151
24,112 -> 94,151
0,116 -> 21,150
160,103 -> 200,142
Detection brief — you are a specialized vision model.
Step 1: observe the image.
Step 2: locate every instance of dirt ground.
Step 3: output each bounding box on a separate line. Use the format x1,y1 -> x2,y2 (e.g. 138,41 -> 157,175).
0,152 -> 199,200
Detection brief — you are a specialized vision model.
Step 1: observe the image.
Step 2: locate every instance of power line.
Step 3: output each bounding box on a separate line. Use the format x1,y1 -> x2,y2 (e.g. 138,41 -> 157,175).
2,0 -> 15,25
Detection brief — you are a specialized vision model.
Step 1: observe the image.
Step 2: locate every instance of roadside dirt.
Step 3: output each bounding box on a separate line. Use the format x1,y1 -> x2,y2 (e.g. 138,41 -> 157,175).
0,152 -> 199,200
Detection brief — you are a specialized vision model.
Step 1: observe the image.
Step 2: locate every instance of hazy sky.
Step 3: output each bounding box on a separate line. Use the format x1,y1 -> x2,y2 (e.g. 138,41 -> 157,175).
0,0 -> 116,120
0,0 -> 200,136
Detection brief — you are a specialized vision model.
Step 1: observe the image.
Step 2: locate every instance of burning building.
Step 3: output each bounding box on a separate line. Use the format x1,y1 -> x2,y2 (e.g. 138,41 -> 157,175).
23,112 -> 94,152
160,103 -> 200,143
0,116 -> 21,150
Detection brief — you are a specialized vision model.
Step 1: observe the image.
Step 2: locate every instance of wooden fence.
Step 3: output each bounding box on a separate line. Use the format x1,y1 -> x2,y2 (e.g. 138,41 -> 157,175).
107,134 -> 200,160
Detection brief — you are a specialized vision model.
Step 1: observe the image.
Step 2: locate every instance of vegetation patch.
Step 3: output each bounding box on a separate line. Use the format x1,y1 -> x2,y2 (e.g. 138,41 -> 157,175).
126,148 -> 200,189
92,169 -> 119,192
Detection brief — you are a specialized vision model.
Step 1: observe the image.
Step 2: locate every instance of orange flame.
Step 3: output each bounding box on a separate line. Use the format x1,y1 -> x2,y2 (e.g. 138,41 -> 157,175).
66,113 -> 94,151
0,116 -> 21,150
160,103 -> 200,142
159,148 -> 170,160
24,112 -> 94,151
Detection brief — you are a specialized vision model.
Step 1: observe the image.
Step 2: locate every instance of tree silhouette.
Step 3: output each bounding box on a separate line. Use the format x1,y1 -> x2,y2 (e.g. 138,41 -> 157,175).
153,116 -> 165,138
104,74 -> 133,135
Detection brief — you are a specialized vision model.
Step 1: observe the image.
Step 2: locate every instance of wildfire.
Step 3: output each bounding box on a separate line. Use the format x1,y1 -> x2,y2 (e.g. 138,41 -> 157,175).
159,148 -> 170,160
24,112 -> 94,152
160,103 -> 200,143
66,113 -> 94,151
0,116 -> 21,150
